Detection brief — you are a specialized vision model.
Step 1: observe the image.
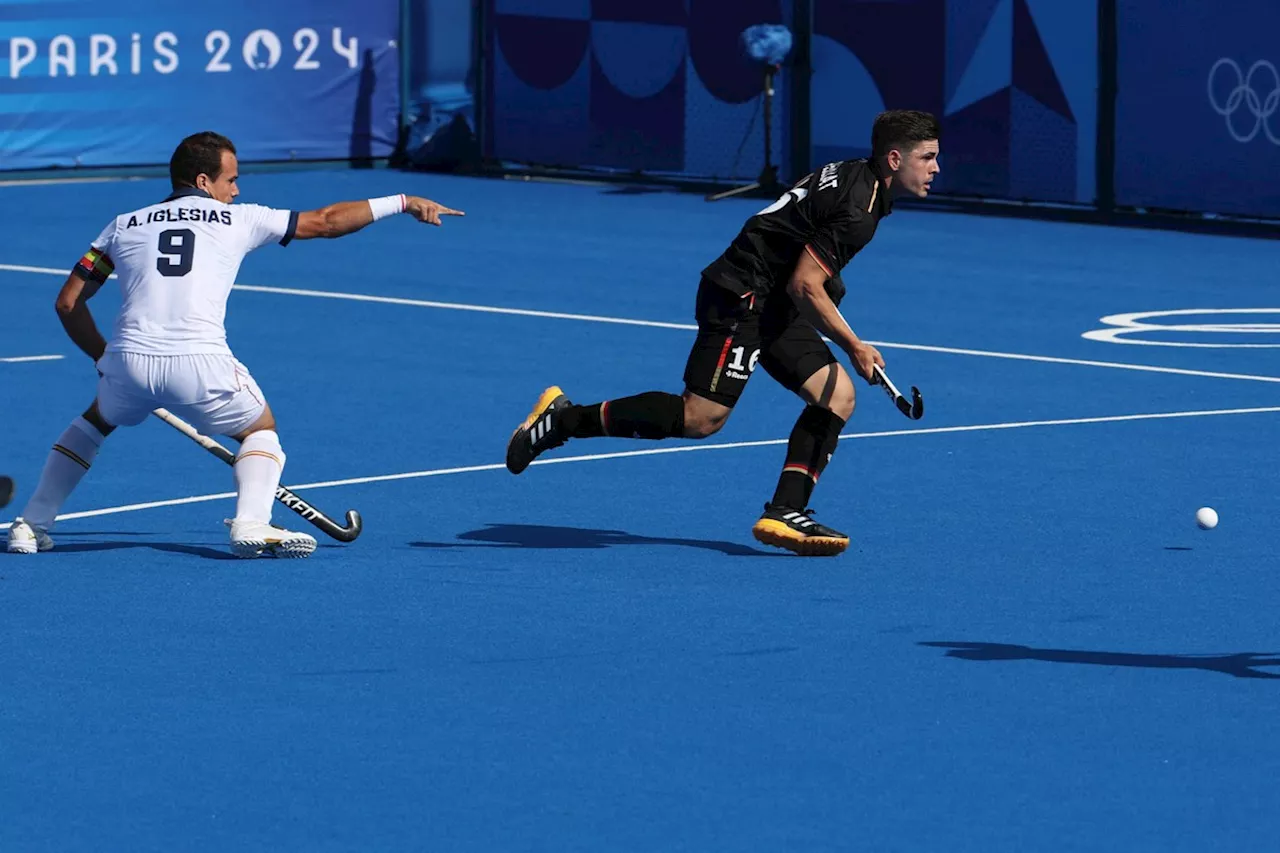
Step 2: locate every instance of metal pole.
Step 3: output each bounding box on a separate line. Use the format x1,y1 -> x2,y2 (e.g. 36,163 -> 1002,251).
764,66 -> 774,172
788,0 -> 812,183
1095,0 -> 1117,211
396,0 -> 413,160
473,0 -> 489,164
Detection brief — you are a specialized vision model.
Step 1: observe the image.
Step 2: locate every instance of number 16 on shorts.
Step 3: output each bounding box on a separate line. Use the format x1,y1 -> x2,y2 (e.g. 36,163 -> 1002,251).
723,346 -> 760,382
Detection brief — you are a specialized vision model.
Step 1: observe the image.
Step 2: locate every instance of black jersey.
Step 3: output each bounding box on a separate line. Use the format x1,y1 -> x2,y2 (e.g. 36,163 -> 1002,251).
701,158 -> 892,303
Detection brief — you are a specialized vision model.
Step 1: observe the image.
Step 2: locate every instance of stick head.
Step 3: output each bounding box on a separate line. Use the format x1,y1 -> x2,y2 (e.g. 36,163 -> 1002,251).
888,385 -> 924,419
331,510 -> 363,543
317,509 -> 363,542
905,386 -> 924,419
0,476 -> 13,509
875,365 -> 924,420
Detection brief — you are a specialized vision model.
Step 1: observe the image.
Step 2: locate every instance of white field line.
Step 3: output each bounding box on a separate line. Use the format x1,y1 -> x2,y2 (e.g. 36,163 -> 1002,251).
4,262 -> 1278,385
0,354 -> 63,363
3,404 -> 1278,530
0,177 -> 143,188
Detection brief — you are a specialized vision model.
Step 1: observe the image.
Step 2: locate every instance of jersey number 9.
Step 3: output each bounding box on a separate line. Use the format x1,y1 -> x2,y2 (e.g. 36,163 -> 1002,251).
157,229 -> 196,277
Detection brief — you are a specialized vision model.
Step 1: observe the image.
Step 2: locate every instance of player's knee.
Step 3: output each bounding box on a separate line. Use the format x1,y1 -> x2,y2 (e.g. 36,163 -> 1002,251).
82,403 -> 116,437
237,428 -> 286,468
684,415 -> 725,439
830,381 -> 855,420
800,362 -> 856,420
682,403 -> 729,438
233,408 -> 277,444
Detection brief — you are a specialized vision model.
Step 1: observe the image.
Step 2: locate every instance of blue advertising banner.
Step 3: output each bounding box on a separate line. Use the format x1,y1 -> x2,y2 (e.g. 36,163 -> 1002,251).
808,0 -> 1096,205
480,0 -> 1097,203
0,0 -> 400,170
483,0 -> 789,181
935,0 -> 1097,205
1116,0 -> 1280,216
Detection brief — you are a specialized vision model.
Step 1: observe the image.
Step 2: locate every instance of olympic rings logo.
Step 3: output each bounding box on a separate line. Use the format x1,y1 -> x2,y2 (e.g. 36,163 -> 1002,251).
1208,59 -> 1280,144
1083,309 -> 1280,348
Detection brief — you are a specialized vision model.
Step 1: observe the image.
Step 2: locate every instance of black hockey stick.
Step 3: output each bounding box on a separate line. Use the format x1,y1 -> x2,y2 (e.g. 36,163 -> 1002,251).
0,476 -> 13,509
151,408 -> 363,542
872,364 -> 924,420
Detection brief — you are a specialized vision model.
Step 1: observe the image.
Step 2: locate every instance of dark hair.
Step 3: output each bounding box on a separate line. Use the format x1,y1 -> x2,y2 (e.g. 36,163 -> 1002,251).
871,110 -> 940,158
169,131 -> 236,190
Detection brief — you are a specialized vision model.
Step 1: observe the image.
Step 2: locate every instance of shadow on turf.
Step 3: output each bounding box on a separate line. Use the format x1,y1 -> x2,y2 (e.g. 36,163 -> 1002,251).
410,524 -> 779,557
47,541 -> 238,561
922,642 -> 1280,679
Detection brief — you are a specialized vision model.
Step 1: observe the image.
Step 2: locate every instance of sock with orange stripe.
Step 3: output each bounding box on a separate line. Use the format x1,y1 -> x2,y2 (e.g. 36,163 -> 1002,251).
770,406 -> 845,510
20,416 -> 106,529
561,392 -> 685,439
233,430 -> 286,524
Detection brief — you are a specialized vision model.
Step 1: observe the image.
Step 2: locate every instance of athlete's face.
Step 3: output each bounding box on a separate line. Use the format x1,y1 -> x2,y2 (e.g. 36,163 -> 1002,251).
888,140 -> 940,198
196,150 -> 240,203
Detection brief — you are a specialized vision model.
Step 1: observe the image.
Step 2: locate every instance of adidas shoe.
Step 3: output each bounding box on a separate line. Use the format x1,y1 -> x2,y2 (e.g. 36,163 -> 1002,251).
227,518 -> 317,559
506,385 -> 574,475
751,504 -> 849,557
7,520 -> 54,555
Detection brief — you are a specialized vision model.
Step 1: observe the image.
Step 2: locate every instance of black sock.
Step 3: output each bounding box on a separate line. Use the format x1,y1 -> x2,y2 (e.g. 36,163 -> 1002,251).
560,392 -> 685,439
771,405 -> 846,510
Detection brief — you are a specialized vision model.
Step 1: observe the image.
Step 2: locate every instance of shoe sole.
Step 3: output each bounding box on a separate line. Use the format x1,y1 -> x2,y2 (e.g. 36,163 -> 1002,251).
506,385 -> 567,475
7,529 -> 52,554
752,519 -> 849,557
231,536 -> 317,559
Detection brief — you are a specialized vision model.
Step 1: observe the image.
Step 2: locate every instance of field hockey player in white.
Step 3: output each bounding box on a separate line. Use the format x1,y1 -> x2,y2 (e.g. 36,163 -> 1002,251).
7,131 -> 463,558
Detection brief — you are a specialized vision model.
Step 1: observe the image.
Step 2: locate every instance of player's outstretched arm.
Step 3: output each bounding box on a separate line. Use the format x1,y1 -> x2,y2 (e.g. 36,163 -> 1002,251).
786,249 -> 884,384
53,273 -> 108,362
292,194 -> 464,240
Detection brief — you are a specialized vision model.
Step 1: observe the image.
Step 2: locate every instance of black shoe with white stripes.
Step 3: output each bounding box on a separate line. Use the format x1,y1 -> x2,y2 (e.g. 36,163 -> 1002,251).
751,503 -> 850,557
506,385 -> 574,475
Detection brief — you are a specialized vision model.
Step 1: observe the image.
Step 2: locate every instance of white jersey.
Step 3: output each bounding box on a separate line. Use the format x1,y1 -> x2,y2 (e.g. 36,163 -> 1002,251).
84,189 -> 296,357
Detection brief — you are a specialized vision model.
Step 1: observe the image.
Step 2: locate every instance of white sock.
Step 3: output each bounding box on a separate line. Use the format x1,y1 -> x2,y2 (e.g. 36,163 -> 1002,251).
21,417 -> 106,529
233,430 -> 285,524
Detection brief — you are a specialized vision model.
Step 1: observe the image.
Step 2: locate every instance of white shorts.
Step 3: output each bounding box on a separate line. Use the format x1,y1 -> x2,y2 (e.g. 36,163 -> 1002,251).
97,351 -> 267,437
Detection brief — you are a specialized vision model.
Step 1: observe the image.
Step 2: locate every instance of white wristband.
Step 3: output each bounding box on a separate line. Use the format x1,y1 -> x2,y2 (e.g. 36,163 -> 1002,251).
368,193 -> 406,221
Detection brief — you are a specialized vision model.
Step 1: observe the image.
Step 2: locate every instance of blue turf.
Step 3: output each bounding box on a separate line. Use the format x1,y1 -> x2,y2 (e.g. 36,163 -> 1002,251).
2,170 -> 1280,851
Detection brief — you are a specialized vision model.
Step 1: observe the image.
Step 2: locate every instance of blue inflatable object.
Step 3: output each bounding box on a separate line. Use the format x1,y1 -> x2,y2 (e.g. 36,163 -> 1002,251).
741,23 -> 793,66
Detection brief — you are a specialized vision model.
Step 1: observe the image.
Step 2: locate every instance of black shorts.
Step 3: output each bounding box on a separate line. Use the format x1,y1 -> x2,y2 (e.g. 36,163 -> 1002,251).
683,277 -> 838,408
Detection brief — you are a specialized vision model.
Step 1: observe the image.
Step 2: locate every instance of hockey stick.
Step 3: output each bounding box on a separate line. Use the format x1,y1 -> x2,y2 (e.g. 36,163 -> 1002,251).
872,364 -> 924,420
151,408 -> 363,542
0,475 -> 13,509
